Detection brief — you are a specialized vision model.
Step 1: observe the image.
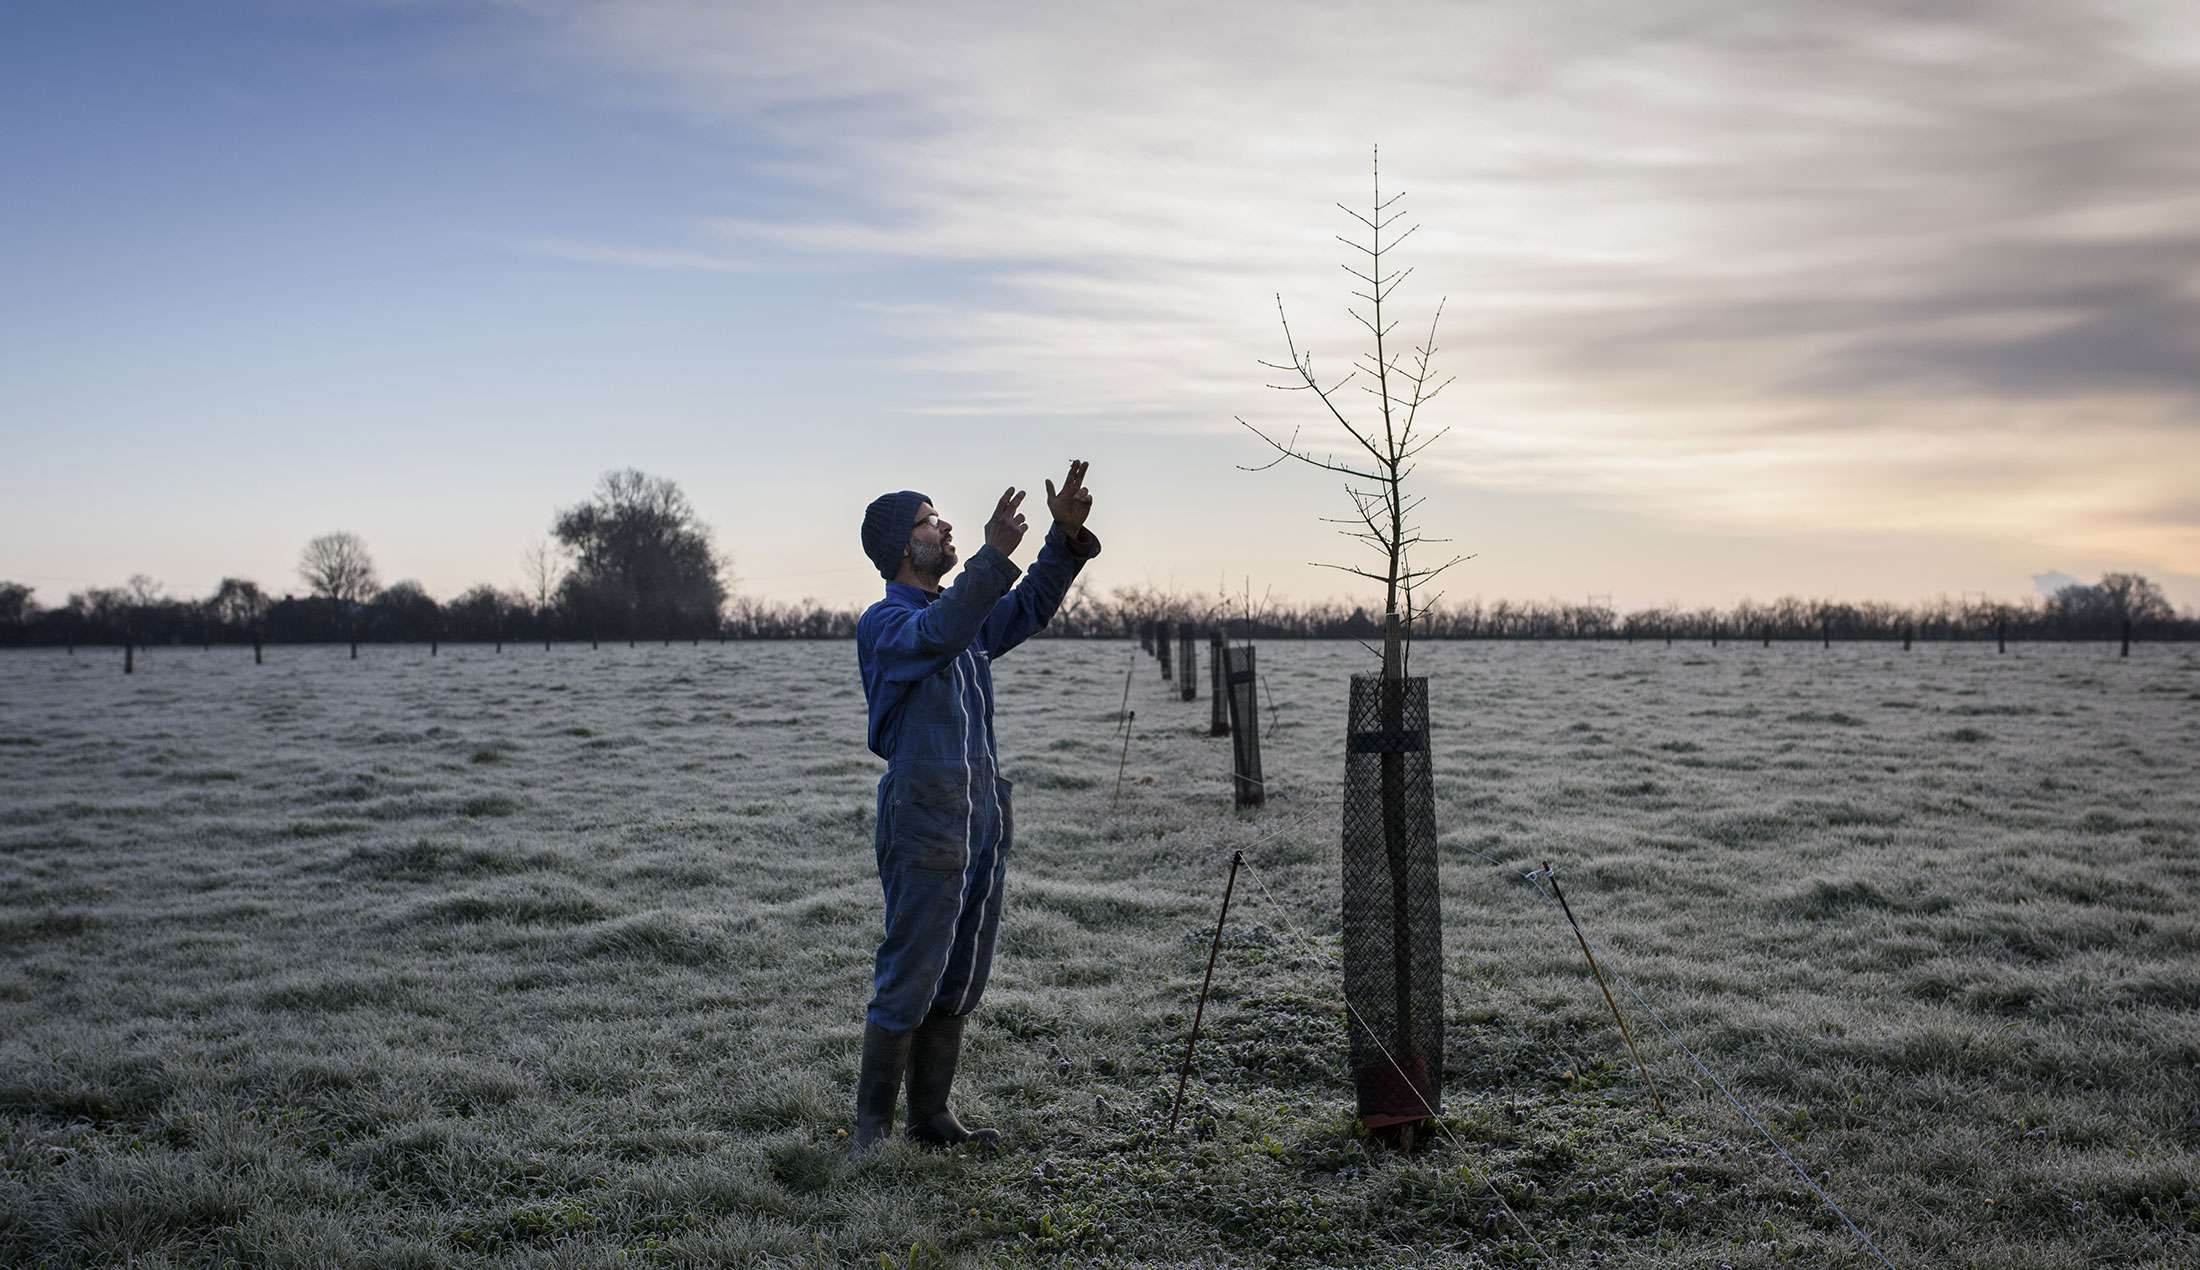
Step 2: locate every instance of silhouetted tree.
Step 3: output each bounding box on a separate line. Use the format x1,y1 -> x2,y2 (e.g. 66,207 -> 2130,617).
553,470 -> 726,641
300,532 -> 378,657
0,582 -> 34,645
446,584 -> 519,643
367,580 -> 440,643
207,578 -> 268,635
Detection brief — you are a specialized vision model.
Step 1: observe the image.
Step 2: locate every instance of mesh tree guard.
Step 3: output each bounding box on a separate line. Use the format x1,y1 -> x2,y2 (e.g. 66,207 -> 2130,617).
1224,645 -> 1263,808
1208,631 -> 1230,736
1341,673 -> 1442,1130
1141,621 -> 1154,655
1157,623 -> 1175,681
1178,626 -> 1197,701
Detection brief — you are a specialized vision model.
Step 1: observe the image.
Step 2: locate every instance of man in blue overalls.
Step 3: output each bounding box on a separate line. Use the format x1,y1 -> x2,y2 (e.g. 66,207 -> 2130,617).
852,461 -> 1099,1153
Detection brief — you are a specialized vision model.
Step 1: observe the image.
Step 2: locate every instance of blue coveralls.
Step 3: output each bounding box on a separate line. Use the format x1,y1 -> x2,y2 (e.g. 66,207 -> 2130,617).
855,524 -> 1100,1032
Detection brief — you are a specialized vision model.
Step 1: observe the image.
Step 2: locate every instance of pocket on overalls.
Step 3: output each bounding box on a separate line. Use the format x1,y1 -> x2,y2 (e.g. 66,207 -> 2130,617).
888,762 -> 971,873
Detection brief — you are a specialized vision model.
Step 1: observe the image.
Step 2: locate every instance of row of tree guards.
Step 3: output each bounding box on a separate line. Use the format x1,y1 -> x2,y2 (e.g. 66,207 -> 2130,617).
1139,616 -> 1436,1146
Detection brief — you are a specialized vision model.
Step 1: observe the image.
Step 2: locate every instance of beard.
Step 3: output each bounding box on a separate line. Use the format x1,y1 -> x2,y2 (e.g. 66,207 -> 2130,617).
907,537 -> 956,578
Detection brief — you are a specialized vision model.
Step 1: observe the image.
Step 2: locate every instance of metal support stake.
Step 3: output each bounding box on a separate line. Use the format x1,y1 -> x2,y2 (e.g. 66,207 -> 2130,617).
1170,850 -> 1244,1133
1542,861 -> 1668,1116
1112,711 -> 1136,806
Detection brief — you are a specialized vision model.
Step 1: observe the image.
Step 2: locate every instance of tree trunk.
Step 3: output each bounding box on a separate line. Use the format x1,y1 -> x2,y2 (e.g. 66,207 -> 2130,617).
1378,612 -> 1417,1139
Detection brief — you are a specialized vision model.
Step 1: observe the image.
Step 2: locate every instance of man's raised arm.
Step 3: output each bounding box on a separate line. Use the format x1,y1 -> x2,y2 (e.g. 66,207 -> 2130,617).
982,459 -> 1100,657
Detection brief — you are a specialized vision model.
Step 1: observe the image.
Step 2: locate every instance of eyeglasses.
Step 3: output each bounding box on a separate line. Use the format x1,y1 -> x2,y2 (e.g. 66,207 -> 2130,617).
913,513 -> 943,530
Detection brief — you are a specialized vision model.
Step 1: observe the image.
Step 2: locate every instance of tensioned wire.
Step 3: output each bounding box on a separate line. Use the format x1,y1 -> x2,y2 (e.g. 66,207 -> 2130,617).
1229,849 -> 1556,1266
1198,794 -> 1899,1268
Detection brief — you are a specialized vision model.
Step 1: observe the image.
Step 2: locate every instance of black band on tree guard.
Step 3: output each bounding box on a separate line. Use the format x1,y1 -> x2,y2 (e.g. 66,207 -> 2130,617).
1347,729 -> 1427,755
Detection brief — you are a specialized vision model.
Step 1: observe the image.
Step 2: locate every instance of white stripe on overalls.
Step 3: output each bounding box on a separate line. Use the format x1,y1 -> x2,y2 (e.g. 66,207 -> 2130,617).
958,649 -> 1003,1013
924,654 -> 976,1011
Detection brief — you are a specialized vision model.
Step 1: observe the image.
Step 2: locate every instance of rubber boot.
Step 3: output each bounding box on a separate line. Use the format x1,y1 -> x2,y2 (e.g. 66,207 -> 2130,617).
906,1010 -> 1000,1149
850,1022 -> 912,1157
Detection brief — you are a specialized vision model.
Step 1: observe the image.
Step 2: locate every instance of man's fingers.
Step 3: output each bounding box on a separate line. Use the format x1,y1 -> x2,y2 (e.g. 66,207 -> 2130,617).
1008,489 -> 1026,512
1045,478 -> 1058,500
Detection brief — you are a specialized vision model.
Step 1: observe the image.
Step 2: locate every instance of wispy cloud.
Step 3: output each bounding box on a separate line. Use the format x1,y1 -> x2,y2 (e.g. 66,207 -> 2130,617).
518,0 -> 2200,575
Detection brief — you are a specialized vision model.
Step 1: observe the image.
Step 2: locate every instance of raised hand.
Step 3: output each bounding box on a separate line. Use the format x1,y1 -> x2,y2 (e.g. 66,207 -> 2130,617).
984,486 -> 1029,558
1044,459 -> 1093,534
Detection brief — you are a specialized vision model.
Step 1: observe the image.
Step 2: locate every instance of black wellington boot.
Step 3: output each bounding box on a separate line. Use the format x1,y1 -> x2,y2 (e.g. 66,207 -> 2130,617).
851,1022 -> 912,1157
906,1010 -> 1001,1149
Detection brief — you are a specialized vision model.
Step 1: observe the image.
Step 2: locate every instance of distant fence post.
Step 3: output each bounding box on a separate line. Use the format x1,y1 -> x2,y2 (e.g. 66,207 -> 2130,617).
1178,626 -> 1197,702
1762,625 -> 1770,648
1821,617 -> 1830,650
1997,618 -> 2006,655
124,640 -> 134,675
1711,622 -> 1720,649
2121,618 -> 2131,658
1158,623 -> 1175,683
253,628 -> 263,665
1902,624 -> 1912,652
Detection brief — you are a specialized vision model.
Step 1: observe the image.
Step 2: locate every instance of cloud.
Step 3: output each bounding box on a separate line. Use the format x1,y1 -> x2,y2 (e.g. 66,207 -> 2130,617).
514,0 -> 2200,574
2032,570 -> 2079,597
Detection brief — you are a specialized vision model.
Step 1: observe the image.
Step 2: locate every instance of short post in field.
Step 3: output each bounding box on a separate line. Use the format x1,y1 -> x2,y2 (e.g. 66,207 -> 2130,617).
2122,618 -> 2131,658
1903,624 -> 1912,652
1998,616 -> 2006,655
124,640 -> 134,675
1822,616 -> 1830,649
1157,622 -> 1175,683
1178,625 -> 1197,702
1169,849 -> 1244,1134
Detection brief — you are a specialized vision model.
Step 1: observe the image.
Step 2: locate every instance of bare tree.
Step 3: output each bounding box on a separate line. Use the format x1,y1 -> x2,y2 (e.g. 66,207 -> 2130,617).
1238,149 -> 1477,1148
521,538 -> 566,648
1238,145 -> 1468,681
521,538 -> 565,612
300,531 -> 378,657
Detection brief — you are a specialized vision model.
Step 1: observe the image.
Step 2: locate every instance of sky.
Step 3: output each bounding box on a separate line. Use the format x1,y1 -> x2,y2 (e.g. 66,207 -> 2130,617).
4,0 -> 2197,614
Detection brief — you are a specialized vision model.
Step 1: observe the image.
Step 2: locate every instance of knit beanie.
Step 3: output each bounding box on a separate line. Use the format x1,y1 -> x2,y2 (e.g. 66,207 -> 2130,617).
861,490 -> 932,580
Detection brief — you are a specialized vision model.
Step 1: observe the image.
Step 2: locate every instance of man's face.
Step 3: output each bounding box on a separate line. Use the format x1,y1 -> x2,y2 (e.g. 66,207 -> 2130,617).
906,501 -> 957,578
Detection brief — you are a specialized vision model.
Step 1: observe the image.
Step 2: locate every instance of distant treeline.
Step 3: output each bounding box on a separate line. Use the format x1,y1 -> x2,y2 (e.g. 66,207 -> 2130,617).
1,570 -> 2188,648
0,469 -> 2187,647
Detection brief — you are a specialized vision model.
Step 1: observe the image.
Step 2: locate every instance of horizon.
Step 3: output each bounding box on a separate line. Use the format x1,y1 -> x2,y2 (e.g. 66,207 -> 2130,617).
7,2 -> 2199,613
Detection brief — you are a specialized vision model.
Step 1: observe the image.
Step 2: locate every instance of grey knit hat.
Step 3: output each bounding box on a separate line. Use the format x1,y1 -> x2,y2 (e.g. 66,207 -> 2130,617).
861,490 -> 931,580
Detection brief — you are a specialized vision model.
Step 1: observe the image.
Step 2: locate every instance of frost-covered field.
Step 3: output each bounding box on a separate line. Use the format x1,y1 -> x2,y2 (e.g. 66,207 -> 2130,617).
2,639 -> 2196,1267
